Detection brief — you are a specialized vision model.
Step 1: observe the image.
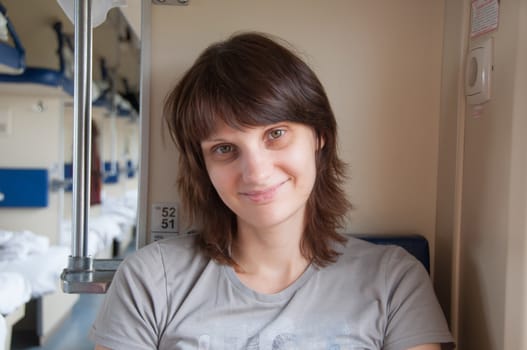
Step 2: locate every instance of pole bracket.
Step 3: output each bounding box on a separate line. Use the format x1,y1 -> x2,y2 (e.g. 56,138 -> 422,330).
61,257 -> 122,294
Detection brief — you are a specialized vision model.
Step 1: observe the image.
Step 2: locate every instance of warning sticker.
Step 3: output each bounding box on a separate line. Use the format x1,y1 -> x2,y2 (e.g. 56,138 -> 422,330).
470,0 -> 499,38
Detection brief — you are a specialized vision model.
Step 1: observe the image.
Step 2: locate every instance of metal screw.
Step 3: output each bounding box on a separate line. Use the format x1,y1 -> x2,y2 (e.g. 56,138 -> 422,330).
33,100 -> 45,113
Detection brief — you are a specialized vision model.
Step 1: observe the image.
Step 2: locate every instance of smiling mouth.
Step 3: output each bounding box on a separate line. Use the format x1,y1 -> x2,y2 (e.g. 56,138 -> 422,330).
240,179 -> 289,203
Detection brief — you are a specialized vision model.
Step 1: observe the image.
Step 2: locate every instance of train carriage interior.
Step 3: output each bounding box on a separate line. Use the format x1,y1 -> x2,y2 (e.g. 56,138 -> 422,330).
0,0 -> 526,349
0,0 -> 139,348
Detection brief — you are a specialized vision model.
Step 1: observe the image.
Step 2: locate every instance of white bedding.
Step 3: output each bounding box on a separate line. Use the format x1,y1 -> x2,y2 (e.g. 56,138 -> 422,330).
0,272 -> 30,315
0,313 -> 5,350
0,230 -> 49,262
62,216 -> 122,256
59,191 -> 138,256
90,215 -> 124,245
100,191 -> 137,243
101,195 -> 137,223
0,246 -> 69,298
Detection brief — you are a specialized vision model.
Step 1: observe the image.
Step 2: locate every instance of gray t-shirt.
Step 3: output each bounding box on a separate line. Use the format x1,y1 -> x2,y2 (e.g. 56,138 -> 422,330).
90,235 -> 454,350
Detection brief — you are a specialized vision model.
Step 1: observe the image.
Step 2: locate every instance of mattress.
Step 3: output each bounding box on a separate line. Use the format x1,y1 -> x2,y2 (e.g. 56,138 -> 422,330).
0,272 -> 30,315
0,246 -> 69,298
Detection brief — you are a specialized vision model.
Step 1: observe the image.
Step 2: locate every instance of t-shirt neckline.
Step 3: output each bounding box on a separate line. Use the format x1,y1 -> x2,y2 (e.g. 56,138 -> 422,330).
223,263 -> 317,303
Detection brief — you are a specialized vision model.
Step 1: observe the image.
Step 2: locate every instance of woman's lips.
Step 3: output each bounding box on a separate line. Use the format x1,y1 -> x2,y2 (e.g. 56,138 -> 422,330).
240,179 -> 289,203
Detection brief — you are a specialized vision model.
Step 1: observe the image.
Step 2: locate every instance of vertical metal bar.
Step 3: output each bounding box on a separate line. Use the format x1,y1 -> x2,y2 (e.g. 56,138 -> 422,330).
72,0 -> 93,258
137,0 -> 151,249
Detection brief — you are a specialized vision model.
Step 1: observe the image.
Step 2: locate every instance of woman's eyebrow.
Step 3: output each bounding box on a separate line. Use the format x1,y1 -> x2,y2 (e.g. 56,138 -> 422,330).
201,137 -> 227,144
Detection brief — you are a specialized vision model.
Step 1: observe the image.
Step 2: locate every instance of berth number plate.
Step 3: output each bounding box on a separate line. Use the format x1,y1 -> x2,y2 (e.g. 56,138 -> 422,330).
151,202 -> 180,241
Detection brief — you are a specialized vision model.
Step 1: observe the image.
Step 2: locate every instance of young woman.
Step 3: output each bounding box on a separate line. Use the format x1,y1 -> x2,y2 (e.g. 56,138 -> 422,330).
91,32 -> 454,350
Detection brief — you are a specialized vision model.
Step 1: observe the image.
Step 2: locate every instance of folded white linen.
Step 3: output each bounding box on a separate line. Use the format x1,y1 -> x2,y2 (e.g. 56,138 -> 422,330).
0,231 -> 12,246
0,313 -> 5,350
102,204 -> 136,222
0,246 -> 69,297
0,272 -> 31,315
101,197 -> 136,222
0,230 -> 50,262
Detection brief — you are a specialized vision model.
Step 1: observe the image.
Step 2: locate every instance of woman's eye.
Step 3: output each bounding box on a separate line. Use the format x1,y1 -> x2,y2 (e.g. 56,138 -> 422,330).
213,144 -> 234,154
268,128 -> 286,140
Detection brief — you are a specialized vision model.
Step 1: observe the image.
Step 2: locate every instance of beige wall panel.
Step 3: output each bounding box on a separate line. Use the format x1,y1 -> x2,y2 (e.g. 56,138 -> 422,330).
124,119 -> 140,167
435,0 -> 470,327
504,0 -> 527,348
456,0 -> 526,348
0,94 -> 63,243
119,3 -> 141,40
98,109 -> 116,163
63,105 -> 74,163
148,1 -> 444,252
116,116 -> 130,166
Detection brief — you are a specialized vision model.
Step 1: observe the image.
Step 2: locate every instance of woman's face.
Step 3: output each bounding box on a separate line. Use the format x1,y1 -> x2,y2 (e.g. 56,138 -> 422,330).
201,121 -> 319,233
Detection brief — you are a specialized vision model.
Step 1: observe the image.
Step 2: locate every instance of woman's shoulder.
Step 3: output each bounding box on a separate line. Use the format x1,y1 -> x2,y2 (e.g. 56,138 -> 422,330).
332,236 -> 427,277
320,236 -> 433,304
120,233 -> 206,272
338,236 -> 407,259
155,233 -> 202,254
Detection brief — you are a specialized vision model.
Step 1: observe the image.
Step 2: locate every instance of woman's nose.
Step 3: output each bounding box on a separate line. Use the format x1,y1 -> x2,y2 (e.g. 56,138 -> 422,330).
240,149 -> 272,184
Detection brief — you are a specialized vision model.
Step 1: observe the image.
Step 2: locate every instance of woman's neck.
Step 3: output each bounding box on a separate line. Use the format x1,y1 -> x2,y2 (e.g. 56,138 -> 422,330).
231,219 -> 310,294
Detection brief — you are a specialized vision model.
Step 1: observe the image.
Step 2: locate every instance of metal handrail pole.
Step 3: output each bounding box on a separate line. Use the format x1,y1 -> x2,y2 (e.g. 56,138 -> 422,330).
61,0 -> 125,293
72,0 -> 93,259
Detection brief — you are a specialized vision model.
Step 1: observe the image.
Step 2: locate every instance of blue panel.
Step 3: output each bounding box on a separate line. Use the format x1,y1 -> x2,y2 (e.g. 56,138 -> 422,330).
62,77 -> 74,96
0,42 -> 25,71
93,95 -> 111,109
126,160 -> 135,178
355,234 -> 430,273
64,163 -> 73,192
0,19 -> 73,96
103,162 -> 120,184
0,168 -> 49,207
117,104 -> 131,117
92,95 -> 132,117
0,67 -> 63,87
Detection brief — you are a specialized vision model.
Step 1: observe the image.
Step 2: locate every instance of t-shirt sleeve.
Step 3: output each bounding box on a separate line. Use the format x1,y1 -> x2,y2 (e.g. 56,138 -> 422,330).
89,243 -> 168,350
382,247 -> 455,350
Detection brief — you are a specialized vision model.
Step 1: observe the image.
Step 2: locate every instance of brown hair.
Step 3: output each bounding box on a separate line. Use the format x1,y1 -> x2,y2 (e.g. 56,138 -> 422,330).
164,32 -> 350,267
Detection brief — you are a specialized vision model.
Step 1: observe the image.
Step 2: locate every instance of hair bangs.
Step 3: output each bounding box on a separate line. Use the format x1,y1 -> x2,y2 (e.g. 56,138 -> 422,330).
188,67 -> 295,143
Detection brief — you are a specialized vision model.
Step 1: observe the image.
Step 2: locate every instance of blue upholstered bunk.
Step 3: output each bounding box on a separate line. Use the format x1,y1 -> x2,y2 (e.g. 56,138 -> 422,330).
0,2 -> 25,74
0,2 -> 135,111
92,58 -> 136,117
0,8 -> 74,96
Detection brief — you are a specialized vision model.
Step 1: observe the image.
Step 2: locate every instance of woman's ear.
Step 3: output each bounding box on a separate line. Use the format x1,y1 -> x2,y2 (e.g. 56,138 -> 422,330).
317,135 -> 326,150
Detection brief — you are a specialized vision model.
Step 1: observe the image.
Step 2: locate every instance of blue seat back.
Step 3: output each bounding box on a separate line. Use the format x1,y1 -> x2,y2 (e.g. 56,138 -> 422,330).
353,234 -> 430,273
